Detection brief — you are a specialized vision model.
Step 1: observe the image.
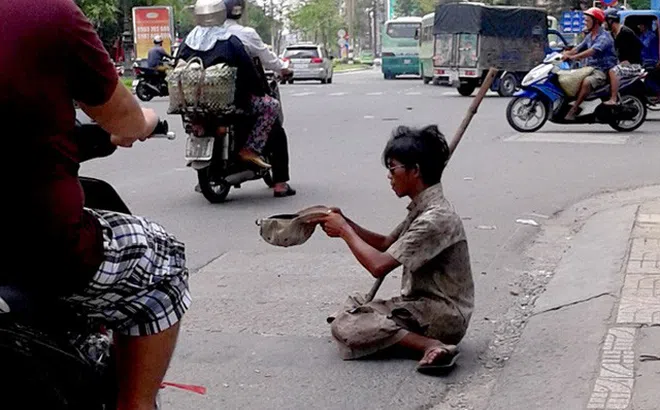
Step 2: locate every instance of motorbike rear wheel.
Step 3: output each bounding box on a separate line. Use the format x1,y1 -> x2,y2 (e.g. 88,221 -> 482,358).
506,96 -> 549,133
135,82 -> 154,102
609,94 -> 647,132
197,168 -> 230,203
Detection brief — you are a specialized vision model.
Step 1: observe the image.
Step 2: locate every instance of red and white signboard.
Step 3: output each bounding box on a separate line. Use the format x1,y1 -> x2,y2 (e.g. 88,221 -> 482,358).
132,6 -> 174,60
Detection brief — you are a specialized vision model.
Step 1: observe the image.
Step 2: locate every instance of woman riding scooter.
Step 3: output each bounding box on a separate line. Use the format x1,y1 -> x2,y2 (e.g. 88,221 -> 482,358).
176,0 -> 277,169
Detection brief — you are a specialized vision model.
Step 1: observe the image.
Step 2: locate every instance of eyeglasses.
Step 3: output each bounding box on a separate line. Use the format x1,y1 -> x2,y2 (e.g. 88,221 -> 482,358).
387,164 -> 406,174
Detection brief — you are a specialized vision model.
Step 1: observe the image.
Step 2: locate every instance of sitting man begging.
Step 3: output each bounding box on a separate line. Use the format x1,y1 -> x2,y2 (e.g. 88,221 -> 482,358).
310,125 -> 474,374
562,8 -> 617,120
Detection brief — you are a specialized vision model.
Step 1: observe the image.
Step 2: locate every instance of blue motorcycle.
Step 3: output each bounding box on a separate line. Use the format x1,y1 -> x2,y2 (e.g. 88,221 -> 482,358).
506,53 -> 648,133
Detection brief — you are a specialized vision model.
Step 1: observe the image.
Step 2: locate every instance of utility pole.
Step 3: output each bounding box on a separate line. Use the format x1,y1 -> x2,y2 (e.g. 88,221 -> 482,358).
372,0 -> 378,56
347,0 -> 355,51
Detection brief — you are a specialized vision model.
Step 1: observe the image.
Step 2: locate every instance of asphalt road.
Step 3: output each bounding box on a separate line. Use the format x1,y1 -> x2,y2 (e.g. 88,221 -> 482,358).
81,68 -> 660,409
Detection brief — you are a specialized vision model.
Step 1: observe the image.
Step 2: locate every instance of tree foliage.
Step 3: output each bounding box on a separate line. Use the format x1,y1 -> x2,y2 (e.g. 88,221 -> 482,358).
289,0 -> 344,51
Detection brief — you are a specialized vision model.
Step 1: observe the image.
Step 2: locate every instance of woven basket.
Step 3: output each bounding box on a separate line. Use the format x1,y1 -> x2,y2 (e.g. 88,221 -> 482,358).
167,57 -> 238,114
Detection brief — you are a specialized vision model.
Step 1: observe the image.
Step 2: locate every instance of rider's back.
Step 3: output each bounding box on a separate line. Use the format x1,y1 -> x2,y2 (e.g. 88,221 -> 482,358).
178,29 -> 265,109
0,0 -> 117,292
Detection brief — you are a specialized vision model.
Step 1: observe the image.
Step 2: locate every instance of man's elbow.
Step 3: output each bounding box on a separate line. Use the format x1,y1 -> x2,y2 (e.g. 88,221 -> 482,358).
368,258 -> 397,279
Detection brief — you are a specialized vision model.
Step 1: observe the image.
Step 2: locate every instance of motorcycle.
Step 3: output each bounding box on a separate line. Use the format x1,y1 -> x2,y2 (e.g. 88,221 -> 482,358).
133,59 -> 173,102
0,114 -> 174,409
507,53 -> 648,133
182,60 -> 292,203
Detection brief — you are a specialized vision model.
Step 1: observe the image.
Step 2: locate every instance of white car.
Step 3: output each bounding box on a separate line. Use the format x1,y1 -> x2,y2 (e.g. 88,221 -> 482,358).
281,43 -> 334,84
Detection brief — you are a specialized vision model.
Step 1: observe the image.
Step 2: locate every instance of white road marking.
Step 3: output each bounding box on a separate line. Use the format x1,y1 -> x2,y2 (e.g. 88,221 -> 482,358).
505,132 -> 631,145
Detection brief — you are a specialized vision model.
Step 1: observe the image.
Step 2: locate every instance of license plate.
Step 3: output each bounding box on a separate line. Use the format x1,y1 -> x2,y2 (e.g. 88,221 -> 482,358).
295,63 -> 309,69
404,59 -> 411,64
185,136 -> 214,161
449,70 -> 459,83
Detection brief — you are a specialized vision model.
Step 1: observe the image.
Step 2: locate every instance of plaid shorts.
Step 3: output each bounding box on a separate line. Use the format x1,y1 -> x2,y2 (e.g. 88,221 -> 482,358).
65,210 -> 192,337
612,63 -> 643,79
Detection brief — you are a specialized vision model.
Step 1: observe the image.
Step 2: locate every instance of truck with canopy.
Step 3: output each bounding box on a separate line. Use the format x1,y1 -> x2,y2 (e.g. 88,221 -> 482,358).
433,2 -> 549,96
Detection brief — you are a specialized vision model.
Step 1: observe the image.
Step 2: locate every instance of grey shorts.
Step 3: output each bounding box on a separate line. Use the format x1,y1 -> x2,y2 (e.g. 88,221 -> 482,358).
584,69 -> 608,89
612,63 -> 643,79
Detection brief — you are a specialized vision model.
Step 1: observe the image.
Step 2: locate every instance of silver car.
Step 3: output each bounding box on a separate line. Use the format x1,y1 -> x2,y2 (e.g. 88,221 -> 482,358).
282,44 -> 334,84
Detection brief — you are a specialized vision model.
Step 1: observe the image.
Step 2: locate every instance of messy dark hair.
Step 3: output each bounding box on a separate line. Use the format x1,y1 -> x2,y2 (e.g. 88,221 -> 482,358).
382,125 -> 450,186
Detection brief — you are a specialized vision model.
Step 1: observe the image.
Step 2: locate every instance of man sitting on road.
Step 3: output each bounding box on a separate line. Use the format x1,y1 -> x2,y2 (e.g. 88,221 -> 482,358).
310,125 -> 474,375
562,8 -> 617,120
604,9 -> 643,106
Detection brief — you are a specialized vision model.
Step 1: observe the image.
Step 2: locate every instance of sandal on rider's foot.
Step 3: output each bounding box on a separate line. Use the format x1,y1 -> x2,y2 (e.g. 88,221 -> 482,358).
274,183 -> 296,198
603,100 -> 618,106
239,149 -> 271,169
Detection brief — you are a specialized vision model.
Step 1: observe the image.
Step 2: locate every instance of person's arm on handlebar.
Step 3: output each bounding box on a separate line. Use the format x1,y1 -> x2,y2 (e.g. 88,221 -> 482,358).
79,85 -> 158,147
241,26 -> 285,73
64,1 -> 157,147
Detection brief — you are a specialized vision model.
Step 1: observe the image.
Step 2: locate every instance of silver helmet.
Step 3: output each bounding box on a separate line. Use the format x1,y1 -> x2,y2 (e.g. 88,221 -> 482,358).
194,0 -> 227,27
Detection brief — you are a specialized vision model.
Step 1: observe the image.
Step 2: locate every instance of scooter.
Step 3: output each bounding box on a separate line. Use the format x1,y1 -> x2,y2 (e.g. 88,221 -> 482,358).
183,61 -> 292,203
133,58 -> 173,102
0,113 -> 174,409
507,53 -> 648,133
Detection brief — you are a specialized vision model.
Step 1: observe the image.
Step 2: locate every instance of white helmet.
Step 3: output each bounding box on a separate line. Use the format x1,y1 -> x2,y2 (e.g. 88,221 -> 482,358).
195,0 -> 227,27
153,35 -> 163,44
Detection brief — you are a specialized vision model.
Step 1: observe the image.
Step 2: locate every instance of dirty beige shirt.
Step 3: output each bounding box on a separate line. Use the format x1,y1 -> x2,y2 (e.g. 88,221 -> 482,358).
386,183 -> 474,337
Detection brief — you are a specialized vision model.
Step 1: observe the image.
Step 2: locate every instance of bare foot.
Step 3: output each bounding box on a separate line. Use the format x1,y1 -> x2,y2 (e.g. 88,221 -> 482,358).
603,100 -> 617,106
419,343 -> 457,366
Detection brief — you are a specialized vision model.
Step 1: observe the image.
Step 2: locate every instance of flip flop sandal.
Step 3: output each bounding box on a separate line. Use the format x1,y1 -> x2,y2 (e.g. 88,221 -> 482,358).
416,351 -> 461,376
274,184 -> 297,198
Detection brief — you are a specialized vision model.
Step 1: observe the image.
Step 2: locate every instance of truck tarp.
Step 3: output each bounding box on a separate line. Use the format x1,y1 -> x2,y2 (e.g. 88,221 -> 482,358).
433,3 -> 547,72
433,3 -> 547,39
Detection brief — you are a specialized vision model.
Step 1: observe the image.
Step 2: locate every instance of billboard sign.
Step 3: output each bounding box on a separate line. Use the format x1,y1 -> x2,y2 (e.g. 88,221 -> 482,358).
132,6 -> 175,60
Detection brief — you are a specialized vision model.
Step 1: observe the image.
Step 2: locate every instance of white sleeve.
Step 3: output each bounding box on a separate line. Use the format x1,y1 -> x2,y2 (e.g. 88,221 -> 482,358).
241,27 -> 284,72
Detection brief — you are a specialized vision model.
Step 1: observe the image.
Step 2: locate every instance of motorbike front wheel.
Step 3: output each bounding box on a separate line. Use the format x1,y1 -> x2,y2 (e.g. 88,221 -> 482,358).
197,168 -> 230,203
506,96 -> 549,133
135,82 -> 154,102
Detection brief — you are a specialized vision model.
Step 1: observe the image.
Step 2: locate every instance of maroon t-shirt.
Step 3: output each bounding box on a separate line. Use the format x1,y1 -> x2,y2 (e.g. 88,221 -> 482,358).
0,0 -> 118,293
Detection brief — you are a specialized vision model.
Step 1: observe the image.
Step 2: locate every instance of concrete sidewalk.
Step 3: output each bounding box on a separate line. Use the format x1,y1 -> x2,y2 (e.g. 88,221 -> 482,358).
483,193 -> 660,410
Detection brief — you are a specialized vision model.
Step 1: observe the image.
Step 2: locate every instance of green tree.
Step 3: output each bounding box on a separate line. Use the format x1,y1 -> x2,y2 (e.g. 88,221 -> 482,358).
419,0 -> 437,14
76,0 -> 119,28
394,0 -> 422,17
628,0 -> 651,9
289,0 -> 344,52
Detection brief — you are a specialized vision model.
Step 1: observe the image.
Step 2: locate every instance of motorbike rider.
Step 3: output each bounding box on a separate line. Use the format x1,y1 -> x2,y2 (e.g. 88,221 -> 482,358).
604,8 -> 643,106
147,35 -> 173,71
562,7 -> 617,120
216,0 -> 297,197
176,0 -> 274,170
2,1 -> 191,409
638,21 -> 659,68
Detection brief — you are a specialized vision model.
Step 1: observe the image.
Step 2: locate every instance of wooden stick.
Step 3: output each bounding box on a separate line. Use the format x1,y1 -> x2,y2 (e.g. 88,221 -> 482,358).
363,67 -> 500,303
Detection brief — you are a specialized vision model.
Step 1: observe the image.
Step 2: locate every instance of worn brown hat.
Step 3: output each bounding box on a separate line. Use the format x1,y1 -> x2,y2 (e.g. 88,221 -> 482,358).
256,205 -> 332,247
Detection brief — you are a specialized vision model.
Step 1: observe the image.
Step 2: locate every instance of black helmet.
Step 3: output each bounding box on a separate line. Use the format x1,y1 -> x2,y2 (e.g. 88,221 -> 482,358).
605,8 -> 620,23
223,0 -> 245,20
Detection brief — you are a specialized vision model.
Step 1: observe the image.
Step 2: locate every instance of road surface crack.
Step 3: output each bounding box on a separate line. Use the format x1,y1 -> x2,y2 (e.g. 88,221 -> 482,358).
532,292 -> 614,317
